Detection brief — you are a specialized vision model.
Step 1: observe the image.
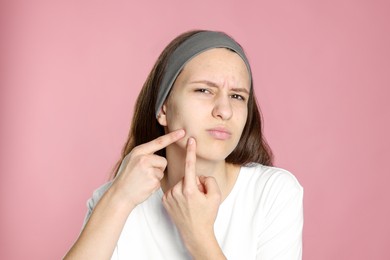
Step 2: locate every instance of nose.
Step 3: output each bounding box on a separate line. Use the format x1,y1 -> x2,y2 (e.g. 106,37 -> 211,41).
211,95 -> 233,120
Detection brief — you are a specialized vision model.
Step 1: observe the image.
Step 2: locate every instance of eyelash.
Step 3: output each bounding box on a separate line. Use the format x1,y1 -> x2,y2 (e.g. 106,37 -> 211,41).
195,88 -> 246,101
195,88 -> 211,94
231,94 -> 245,101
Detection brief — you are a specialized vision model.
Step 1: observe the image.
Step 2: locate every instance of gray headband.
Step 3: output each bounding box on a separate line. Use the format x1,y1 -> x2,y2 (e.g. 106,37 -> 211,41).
155,31 -> 252,117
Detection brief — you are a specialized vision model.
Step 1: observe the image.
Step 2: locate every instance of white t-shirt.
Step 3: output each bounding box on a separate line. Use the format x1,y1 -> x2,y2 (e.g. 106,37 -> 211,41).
84,163 -> 303,260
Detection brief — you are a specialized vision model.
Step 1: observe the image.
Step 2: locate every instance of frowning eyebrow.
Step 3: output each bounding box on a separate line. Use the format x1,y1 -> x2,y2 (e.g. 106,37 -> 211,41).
189,80 -> 250,95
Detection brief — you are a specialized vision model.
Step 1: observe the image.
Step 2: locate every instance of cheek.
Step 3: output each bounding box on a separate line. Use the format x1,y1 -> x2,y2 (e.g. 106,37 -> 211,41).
166,108 -> 204,145
165,112 -> 198,149
241,110 -> 248,130
168,115 -> 197,137
166,102 -> 193,132
233,109 -> 248,142
234,105 -> 248,127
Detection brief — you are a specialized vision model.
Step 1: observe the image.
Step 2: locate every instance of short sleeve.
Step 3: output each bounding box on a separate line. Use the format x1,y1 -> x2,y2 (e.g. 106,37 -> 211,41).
256,170 -> 304,260
81,158 -> 127,228
82,181 -> 113,228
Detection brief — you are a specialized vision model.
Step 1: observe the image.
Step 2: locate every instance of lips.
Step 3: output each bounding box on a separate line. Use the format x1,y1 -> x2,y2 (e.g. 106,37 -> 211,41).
206,126 -> 232,140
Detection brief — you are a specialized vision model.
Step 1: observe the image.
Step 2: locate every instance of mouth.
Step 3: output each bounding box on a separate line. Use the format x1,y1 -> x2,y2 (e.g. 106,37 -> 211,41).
206,127 -> 232,140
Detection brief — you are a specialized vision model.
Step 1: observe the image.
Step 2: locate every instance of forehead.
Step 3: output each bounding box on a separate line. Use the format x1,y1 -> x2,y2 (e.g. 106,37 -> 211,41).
178,48 -> 251,88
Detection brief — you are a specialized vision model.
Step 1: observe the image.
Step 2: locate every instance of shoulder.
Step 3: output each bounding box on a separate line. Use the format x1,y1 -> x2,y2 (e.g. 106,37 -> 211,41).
241,163 -> 303,192
238,163 -> 303,224
237,163 -> 303,209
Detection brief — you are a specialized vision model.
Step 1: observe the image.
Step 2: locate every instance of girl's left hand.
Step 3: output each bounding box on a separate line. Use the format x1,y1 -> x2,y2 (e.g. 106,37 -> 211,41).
162,137 -> 222,255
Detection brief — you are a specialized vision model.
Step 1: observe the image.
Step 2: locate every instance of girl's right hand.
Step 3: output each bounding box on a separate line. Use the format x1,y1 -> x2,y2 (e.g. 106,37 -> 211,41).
110,129 -> 185,208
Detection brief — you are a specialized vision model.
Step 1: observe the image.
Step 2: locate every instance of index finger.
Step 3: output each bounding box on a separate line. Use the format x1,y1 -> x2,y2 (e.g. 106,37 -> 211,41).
184,137 -> 197,188
137,129 -> 185,154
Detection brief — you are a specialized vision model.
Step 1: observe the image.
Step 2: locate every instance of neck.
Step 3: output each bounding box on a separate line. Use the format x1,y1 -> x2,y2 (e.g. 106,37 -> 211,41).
161,145 -> 239,200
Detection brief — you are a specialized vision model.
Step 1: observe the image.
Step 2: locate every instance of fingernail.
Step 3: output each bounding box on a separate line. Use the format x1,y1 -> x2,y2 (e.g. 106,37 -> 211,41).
188,137 -> 194,145
176,129 -> 185,136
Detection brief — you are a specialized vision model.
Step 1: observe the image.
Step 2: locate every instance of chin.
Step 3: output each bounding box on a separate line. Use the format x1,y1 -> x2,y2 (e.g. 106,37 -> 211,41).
196,153 -> 228,163
196,143 -> 235,162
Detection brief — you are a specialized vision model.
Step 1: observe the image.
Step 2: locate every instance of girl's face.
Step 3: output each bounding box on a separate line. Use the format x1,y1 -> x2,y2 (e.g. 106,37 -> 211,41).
158,48 -> 251,162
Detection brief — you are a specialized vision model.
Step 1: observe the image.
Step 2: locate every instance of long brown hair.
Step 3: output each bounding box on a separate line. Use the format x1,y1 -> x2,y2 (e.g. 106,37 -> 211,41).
112,30 -> 273,178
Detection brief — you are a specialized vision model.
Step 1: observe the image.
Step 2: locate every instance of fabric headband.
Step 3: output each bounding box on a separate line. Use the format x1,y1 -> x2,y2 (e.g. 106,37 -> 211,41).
155,31 -> 252,117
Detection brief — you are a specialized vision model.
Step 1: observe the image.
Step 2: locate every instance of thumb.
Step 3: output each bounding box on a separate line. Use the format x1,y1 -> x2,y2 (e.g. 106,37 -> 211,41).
196,176 -> 206,193
199,176 -> 221,199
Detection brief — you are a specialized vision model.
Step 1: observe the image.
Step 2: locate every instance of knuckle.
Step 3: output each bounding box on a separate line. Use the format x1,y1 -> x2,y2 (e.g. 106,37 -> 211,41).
156,170 -> 164,180
162,193 -> 171,207
165,190 -> 172,200
161,158 -> 168,168
162,194 -> 167,203
137,155 -> 149,166
170,189 -> 176,198
155,136 -> 165,146
183,187 -> 194,197
172,185 -> 181,196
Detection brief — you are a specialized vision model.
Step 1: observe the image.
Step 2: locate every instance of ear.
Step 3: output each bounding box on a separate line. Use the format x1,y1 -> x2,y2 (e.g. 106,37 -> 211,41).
157,103 -> 168,126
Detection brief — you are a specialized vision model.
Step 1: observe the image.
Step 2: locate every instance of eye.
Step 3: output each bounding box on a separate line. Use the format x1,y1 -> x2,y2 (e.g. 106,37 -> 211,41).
231,94 -> 246,101
195,88 -> 212,94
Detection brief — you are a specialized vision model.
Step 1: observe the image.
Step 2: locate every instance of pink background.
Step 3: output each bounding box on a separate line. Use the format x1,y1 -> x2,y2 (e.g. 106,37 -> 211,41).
1,0 -> 389,259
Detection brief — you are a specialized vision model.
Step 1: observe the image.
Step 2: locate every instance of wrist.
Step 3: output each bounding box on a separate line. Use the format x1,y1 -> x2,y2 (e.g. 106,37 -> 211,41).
104,184 -> 137,212
185,230 -> 226,260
